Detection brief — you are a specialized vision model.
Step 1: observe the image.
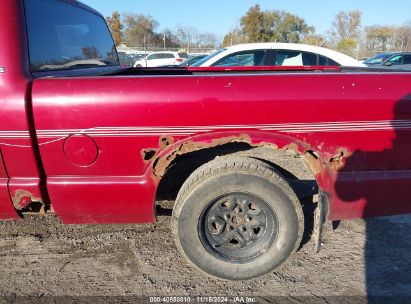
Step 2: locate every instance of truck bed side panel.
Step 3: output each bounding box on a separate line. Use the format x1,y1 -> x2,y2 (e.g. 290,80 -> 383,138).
31,73 -> 411,222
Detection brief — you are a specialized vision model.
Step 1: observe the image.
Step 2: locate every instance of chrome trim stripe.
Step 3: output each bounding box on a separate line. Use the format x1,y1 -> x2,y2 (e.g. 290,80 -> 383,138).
0,120 -> 408,139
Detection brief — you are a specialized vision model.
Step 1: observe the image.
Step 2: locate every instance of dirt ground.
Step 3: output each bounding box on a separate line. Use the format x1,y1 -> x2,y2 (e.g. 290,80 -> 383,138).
0,204 -> 410,303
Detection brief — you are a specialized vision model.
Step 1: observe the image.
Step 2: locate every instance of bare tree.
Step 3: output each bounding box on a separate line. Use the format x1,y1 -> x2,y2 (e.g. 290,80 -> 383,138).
222,27 -> 245,47
302,34 -> 327,47
175,25 -> 199,52
364,25 -> 411,53
328,10 -> 362,56
331,10 -> 362,41
197,32 -> 218,49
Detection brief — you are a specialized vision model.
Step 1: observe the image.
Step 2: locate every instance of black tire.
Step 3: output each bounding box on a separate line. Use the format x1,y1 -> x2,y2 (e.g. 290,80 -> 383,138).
172,156 -> 304,280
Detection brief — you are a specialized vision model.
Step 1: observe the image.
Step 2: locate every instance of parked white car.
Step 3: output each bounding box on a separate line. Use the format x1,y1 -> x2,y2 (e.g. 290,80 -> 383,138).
192,43 -> 366,67
134,51 -> 188,67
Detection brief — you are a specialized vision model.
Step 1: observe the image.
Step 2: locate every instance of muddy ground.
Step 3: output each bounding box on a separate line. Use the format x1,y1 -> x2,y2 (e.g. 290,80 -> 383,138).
0,204 -> 410,303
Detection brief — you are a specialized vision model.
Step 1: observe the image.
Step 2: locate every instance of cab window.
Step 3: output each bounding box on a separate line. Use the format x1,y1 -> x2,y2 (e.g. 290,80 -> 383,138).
24,0 -> 119,72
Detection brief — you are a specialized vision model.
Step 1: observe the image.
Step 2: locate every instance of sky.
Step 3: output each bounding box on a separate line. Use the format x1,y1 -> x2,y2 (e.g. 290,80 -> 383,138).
82,0 -> 411,41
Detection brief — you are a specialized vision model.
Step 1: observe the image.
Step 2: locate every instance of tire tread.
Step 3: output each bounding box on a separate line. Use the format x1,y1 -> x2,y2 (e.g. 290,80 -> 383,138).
172,155 -> 304,280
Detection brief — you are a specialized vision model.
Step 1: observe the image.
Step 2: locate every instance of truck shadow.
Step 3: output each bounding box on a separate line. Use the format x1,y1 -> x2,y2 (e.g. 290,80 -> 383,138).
335,97 -> 411,302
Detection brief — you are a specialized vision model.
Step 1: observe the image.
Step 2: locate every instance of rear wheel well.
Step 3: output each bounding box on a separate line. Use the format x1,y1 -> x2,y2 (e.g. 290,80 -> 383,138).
156,142 -> 254,201
155,143 -> 320,248
156,143 -> 319,200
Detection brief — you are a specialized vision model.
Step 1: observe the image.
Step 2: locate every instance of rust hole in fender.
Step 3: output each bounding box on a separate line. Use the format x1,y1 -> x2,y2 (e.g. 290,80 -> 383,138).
280,142 -> 300,153
302,147 -> 351,174
328,148 -> 350,171
303,151 -> 323,175
141,149 -> 159,161
159,135 -> 174,149
140,135 -> 175,162
146,134 -> 326,180
153,134 -> 252,177
12,190 -> 43,211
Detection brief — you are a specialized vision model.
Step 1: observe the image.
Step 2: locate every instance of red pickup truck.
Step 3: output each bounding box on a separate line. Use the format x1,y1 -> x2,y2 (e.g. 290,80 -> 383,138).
1,0 -> 411,280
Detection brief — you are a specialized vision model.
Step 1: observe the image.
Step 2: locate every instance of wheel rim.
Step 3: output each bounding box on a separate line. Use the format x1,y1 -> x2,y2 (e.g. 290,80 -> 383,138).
199,192 -> 278,262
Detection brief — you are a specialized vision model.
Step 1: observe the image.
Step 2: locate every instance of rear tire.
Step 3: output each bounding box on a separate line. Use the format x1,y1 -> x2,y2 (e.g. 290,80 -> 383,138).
172,156 -> 304,280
